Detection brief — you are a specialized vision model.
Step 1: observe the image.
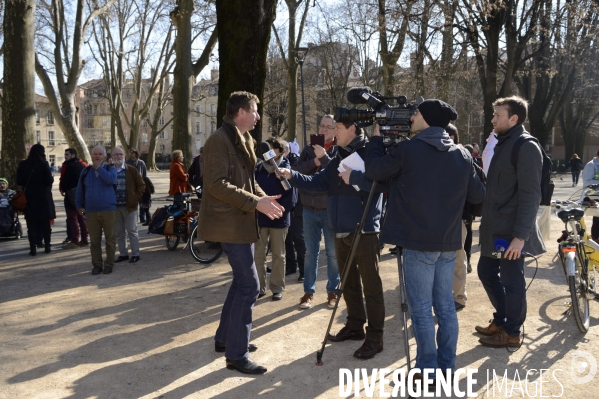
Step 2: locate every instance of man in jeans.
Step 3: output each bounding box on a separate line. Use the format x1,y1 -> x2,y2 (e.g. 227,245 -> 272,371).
197,91 -> 284,375
292,115 -> 339,309
365,99 -> 485,379
75,146 -> 118,275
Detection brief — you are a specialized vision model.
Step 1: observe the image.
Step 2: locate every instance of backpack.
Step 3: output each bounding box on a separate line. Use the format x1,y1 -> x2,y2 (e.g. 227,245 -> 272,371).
510,135 -> 554,206
468,161 -> 486,217
147,207 -> 169,234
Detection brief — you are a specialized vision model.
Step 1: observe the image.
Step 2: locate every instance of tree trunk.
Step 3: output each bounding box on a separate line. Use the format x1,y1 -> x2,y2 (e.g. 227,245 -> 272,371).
215,0 -> 277,144
171,0 -> 194,168
2,0 -> 37,188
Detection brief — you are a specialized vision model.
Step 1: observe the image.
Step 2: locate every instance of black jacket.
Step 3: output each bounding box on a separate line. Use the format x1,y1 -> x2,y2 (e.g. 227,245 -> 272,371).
291,142 -> 336,212
16,159 -> 56,221
61,157 -> 86,209
365,128 -> 485,251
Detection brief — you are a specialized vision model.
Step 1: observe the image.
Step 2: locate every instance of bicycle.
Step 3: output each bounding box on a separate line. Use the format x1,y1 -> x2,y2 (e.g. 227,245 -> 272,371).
163,190 -> 223,264
551,184 -> 599,333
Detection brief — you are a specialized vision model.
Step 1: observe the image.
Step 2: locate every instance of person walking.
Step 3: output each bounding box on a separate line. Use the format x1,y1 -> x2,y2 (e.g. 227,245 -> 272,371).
570,153 -> 584,187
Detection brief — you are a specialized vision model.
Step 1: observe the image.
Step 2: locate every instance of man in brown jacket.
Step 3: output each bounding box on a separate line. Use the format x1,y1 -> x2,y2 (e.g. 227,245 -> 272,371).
111,147 -> 146,264
198,91 -> 284,375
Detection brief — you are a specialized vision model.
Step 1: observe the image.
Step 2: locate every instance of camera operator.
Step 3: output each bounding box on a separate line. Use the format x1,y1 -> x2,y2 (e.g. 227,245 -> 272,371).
365,99 -> 485,377
475,96 -> 546,348
279,121 -> 386,360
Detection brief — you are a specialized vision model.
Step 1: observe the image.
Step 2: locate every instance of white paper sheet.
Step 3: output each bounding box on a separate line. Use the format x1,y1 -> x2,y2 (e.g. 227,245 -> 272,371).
337,152 -> 364,191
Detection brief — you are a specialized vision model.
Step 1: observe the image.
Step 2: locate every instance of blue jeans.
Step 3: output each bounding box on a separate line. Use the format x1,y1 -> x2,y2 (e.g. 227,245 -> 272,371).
403,249 -> 458,371
215,243 -> 259,360
477,255 -> 526,336
302,208 -> 339,294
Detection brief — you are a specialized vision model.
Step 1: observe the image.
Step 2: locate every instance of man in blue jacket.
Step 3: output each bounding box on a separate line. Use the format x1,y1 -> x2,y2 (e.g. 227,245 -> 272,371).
365,99 -> 485,380
279,122 -> 386,360
76,145 -> 118,275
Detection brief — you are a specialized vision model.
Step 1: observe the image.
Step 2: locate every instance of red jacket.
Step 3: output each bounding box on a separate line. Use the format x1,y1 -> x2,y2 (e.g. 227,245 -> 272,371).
169,160 -> 190,195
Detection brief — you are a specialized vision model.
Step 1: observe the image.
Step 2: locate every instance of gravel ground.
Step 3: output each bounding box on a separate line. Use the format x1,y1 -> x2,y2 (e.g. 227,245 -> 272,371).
0,172 -> 597,398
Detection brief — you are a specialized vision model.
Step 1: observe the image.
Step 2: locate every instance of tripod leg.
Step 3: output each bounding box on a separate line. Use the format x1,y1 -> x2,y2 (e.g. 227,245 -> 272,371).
397,251 -> 412,372
316,231 -> 362,365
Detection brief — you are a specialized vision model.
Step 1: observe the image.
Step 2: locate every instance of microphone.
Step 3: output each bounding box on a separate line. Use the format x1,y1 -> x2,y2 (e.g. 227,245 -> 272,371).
492,238 -> 533,258
260,142 -> 291,191
346,87 -> 384,110
346,87 -> 372,104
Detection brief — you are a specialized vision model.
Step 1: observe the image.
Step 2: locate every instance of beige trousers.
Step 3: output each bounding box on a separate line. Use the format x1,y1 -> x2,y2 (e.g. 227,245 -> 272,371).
255,226 -> 288,295
453,220 -> 468,305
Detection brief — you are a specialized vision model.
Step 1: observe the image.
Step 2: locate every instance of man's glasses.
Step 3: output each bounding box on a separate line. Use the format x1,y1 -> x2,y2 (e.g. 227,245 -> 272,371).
319,124 -> 335,130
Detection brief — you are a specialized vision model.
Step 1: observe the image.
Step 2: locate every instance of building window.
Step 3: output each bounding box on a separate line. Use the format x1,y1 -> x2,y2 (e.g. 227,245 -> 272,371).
159,131 -> 169,140
36,111 -> 40,125
196,122 -> 201,135
210,104 -> 216,116
84,103 -> 92,115
85,118 -> 94,128
142,133 -> 148,144
142,119 -> 148,128
196,105 -> 201,114
49,155 -> 56,167
123,102 -> 129,109
47,111 -> 54,125
48,131 -> 55,146
160,116 -> 165,125
103,117 -> 110,127
211,121 -> 216,133
36,130 -> 41,143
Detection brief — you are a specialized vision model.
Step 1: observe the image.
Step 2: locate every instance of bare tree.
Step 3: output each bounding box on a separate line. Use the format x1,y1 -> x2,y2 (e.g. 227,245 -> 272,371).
90,0 -> 176,163
271,0 -> 311,143
34,0 -> 118,163
518,0 -> 599,146
1,0 -> 36,186
456,0 -> 543,136
377,0 -> 414,96
170,0 -> 217,167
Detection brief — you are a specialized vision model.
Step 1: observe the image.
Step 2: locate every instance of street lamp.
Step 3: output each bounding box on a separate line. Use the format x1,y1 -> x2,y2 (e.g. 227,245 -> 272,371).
294,46 -> 310,149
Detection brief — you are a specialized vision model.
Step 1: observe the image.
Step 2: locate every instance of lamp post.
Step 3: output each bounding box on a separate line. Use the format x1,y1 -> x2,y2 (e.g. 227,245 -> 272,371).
294,46 -> 309,149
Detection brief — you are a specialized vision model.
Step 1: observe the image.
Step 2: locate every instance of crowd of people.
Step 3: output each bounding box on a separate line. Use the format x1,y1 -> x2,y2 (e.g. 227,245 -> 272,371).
191,90 -> 550,382
0,90 -> 577,385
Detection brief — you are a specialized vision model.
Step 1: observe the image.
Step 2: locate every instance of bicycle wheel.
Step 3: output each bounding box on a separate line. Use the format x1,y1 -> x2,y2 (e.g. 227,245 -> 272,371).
189,225 -> 223,263
569,254 -> 590,333
165,235 -> 180,251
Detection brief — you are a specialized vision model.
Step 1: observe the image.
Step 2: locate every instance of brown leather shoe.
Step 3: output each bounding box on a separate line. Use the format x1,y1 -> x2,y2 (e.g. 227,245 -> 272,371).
475,319 -> 500,336
479,328 -> 522,348
327,325 -> 365,342
353,339 -> 383,359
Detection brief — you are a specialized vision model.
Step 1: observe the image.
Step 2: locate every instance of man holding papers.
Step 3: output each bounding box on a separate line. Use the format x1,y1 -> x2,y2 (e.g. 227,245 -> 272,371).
278,120 -> 386,360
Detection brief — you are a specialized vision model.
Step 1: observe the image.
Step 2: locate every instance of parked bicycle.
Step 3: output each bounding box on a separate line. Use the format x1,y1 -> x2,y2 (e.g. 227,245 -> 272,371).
159,189 -> 223,264
551,184 -> 599,333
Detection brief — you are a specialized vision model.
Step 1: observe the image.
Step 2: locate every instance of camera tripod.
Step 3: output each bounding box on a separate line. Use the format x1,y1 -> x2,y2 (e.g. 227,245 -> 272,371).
315,180 -> 412,371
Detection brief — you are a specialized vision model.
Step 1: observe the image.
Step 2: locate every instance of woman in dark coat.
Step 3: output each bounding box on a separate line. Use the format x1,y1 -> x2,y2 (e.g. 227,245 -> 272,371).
16,144 -> 56,255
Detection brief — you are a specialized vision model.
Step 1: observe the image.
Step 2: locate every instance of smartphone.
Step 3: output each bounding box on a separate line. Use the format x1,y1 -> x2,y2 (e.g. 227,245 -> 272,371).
310,134 -> 325,147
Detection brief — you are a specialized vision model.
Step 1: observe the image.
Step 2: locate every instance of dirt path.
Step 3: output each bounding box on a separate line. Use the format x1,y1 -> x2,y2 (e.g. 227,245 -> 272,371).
0,174 -> 597,398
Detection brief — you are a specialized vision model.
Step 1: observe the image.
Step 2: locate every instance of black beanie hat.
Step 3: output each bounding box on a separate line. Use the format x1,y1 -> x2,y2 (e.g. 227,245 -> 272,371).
418,99 -> 458,128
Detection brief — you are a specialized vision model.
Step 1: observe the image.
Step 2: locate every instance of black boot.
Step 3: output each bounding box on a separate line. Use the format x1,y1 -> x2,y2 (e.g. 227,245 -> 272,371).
45,244 -> 51,254
29,245 -> 37,256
